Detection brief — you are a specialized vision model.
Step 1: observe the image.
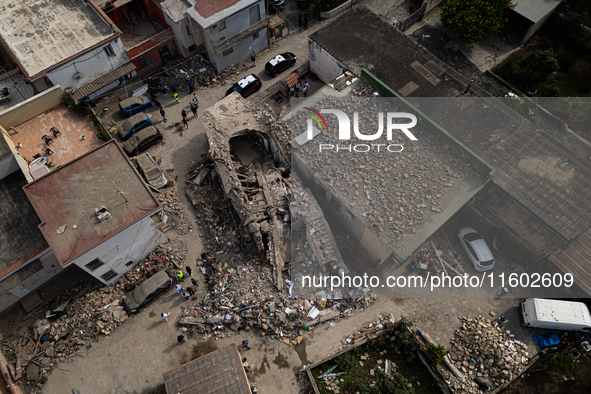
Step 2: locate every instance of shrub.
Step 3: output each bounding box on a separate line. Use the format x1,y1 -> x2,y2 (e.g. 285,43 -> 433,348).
440,0 -> 509,42
426,343 -> 446,366
550,354 -> 574,378
519,49 -> 559,84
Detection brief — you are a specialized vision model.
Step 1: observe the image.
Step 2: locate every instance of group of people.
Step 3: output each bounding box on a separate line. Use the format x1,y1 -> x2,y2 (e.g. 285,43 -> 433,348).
289,80 -> 309,97
158,93 -> 200,128
298,8 -> 317,30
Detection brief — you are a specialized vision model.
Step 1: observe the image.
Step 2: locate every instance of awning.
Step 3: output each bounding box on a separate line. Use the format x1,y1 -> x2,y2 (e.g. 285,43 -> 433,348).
72,62 -> 136,101
269,14 -> 285,29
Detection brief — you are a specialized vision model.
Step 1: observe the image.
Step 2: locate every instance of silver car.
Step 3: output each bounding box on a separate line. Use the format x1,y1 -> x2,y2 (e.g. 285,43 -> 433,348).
135,153 -> 168,189
457,227 -> 495,271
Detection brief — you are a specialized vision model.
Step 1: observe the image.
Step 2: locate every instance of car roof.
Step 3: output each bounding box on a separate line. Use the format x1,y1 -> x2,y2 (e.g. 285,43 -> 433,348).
122,112 -> 149,130
124,126 -> 159,149
268,55 -> 285,66
470,239 -> 493,261
136,152 -> 157,169
120,96 -> 147,107
131,270 -> 170,303
237,74 -> 257,88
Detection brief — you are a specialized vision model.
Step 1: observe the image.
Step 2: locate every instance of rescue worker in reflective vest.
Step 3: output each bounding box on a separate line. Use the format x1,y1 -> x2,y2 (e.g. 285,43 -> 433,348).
177,270 -> 185,282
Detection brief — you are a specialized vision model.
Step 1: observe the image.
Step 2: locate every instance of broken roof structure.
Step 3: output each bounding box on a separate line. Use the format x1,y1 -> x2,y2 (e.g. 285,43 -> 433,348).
163,343 -> 251,394
23,140 -> 161,267
0,0 -> 120,81
206,92 -> 291,290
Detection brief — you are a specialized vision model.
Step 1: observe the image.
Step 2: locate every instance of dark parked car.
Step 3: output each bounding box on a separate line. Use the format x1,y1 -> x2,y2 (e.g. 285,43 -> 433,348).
122,126 -> 163,156
118,112 -> 153,140
119,96 -> 151,116
265,52 -> 297,77
270,0 -> 285,11
124,270 -> 173,314
225,74 -> 262,98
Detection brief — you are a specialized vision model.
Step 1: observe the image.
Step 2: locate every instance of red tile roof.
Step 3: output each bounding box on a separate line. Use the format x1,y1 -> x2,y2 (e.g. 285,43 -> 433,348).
193,0 -> 243,19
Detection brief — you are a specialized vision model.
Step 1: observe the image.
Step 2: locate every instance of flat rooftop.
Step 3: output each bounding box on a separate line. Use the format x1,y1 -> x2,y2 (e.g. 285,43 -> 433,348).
11,104 -> 104,169
309,6 -> 488,97
23,141 -> 160,267
188,0 -> 259,28
0,0 -> 115,79
163,344 -> 250,394
291,93 -> 488,261
405,97 -> 591,241
0,169 -> 47,276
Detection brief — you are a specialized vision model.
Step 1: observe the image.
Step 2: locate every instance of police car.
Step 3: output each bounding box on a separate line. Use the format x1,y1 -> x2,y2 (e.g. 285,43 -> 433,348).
265,52 -> 297,77
225,74 -> 262,98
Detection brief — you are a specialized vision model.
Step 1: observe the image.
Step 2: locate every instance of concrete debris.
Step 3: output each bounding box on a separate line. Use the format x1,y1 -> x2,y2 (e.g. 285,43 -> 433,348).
342,313 -> 395,347
443,315 -> 531,393
157,192 -> 191,235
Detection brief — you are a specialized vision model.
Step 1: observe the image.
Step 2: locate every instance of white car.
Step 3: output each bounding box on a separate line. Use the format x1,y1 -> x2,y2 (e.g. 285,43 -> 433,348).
134,153 -> 167,189
457,227 -> 495,271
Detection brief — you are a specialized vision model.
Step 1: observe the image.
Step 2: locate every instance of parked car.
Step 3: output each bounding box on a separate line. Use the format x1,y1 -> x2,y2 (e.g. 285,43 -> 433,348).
225,74 -> 262,98
270,0 -> 285,11
118,112 -> 153,140
265,52 -> 297,77
122,126 -> 163,156
457,227 -> 495,271
124,270 -> 173,314
134,152 -> 168,189
119,96 -> 151,116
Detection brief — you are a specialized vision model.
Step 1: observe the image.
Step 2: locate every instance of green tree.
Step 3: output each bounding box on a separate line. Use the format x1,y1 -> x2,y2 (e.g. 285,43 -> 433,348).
519,49 -> 559,84
440,0 -> 509,42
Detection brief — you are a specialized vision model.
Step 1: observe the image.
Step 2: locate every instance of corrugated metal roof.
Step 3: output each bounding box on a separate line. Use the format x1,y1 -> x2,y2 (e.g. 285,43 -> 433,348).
163,344 -> 250,394
549,229 -> 591,296
72,62 -> 136,101
511,0 -> 561,23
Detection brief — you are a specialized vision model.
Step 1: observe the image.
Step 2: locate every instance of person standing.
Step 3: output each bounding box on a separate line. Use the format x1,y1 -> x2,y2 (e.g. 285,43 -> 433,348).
160,85 -> 167,96
186,266 -> 193,276
251,54 -> 256,68
241,340 -> 251,350
187,286 -> 195,296
190,101 -> 197,118
181,109 -> 187,120
161,312 -> 170,322
173,92 -> 180,104
191,277 -> 199,287
298,13 -> 303,28
181,292 -> 191,300
160,108 -> 166,123
188,79 -> 195,94
302,84 -> 308,97
290,85 -> 295,97
177,335 -> 185,344
182,117 -> 188,129
295,81 -> 301,95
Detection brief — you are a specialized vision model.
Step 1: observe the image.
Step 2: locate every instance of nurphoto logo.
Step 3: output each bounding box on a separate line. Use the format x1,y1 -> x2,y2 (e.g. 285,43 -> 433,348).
304,108 -> 418,153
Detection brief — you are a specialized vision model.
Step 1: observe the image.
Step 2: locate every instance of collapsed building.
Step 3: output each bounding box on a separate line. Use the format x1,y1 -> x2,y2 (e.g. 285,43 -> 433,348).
205,93 -> 291,290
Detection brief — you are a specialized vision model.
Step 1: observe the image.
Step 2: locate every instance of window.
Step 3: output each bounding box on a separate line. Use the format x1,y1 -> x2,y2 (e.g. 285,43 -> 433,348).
218,20 -> 226,31
104,44 -> 115,58
85,258 -> 104,271
125,261 -> 135,267
223,47 -> 234,57
186,25 -> 192,37
330,196 -> 341,213
249,5 -> 260,24
101,270 -> 118,282
137,54 -> 152,69
253,31 -> 259,40
188,44 -> 198,52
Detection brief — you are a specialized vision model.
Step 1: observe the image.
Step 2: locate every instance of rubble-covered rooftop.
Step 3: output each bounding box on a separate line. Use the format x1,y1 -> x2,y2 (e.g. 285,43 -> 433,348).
291,87 -> 489,261
23,141 -> 161,267
0,0 -> 117,79
308,6 -> 489,97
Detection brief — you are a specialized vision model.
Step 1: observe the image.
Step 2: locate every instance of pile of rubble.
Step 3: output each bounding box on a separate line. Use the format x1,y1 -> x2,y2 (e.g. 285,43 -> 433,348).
351,81 -> 380,97
0,239 -> 188,385
157,191 -> 192,236
444,315 -> 531,393
157,48 -> 272,91
183,161 -> 372,345
342,312 -> 395,348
